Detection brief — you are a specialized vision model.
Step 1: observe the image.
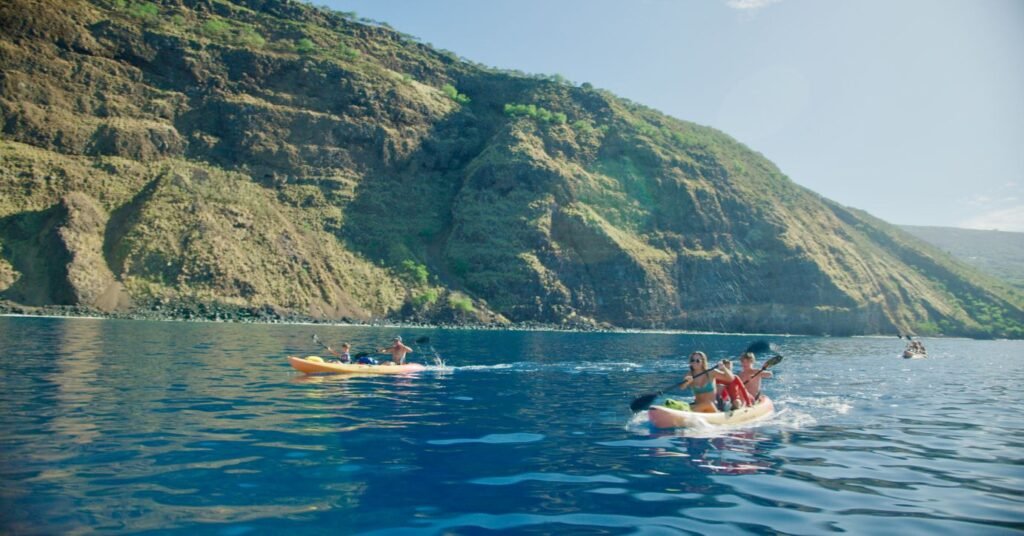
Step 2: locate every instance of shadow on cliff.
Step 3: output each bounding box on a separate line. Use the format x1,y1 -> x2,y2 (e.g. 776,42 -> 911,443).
0,205 -> 76,305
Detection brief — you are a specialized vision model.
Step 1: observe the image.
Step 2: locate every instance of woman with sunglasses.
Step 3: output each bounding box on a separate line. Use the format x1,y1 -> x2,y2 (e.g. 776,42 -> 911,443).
681,351 -> 735,413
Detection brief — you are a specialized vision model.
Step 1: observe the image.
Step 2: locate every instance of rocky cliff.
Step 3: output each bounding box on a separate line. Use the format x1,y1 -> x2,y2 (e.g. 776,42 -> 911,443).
2,0 -> 1022,337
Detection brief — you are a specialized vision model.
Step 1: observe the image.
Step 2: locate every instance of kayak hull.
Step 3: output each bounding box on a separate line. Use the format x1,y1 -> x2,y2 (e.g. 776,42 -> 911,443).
648,396 -> 774,429
902,351 -> 927,359
288,356 -> 426,375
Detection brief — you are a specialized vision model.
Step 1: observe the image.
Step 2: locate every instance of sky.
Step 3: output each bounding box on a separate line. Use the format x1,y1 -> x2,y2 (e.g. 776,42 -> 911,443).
325,0 -> 1024,231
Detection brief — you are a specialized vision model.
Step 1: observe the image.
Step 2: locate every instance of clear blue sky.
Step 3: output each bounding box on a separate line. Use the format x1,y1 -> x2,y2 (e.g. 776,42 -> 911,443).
325,0 -> 1024,231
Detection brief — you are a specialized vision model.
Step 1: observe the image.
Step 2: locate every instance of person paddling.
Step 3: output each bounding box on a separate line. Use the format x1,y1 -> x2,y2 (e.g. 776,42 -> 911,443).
739,352 -> 773,400
378,336 -> 413,365
334,343 -> 352,363
681,351 -> 735,413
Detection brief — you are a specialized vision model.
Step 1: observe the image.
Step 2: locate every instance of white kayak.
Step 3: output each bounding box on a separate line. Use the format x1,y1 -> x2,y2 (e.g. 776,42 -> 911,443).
648,396 -> 775,429
902,350 -> 927,359
288,356 -> 426,375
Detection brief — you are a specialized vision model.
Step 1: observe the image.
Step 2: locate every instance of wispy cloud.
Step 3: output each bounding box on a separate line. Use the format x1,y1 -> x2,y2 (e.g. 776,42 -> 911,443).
726,0 -> 783,10
959,205 -> 1024,232
960,181 -> 1023,231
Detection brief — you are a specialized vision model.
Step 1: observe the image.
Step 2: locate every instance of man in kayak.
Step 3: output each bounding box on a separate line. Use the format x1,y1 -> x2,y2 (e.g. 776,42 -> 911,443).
682,351 -> 735,413
378,336 -> 413,365
739,352 -> 773,400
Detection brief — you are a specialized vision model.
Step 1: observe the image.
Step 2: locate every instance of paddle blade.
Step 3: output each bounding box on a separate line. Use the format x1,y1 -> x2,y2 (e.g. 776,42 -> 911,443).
630,392 -> 659,413
745,340 -> 771,355
415,336 -> 430,344
763,354 -> 784,368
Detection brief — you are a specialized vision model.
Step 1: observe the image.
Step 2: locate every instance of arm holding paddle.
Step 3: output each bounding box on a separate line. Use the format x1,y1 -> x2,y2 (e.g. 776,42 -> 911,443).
378,336 -> 414,365
629,356 -> 726,413
312,334 -> 347,361
740,352 -> 780,399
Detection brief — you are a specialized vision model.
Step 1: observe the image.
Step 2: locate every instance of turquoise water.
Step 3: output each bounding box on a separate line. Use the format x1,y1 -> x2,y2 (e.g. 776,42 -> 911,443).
1,316 -> 1022,534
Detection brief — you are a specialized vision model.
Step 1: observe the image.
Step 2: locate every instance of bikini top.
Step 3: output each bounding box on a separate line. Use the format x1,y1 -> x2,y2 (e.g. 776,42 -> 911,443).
691,378 -> 716,394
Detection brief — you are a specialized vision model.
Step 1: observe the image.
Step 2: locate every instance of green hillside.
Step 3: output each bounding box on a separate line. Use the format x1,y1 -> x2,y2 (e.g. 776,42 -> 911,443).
1,0 -> 1022,338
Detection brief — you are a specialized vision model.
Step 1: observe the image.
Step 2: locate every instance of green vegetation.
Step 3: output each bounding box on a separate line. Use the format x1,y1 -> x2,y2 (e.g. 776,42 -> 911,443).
333,42 -> 359,61
441,84 -> 470,104
235,26 -> 266,48
400,260 -> 429,286
449,294 -> 474,314
126,1 -> 159,23
411,288 -> 439,308
504,103 -> 567,124
572,119 -> 595,134
296,38 -> 317,54
200,19 -> 230,39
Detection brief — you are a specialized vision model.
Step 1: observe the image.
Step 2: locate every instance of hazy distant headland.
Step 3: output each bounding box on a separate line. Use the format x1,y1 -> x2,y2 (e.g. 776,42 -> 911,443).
901,226 -> 1024,291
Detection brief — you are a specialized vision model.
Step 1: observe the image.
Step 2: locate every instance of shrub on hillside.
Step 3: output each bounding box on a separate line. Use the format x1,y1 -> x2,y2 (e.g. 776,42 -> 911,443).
503,103 -> 567,124
296,38 -> 317,54
442,84 -> 470,104
449,294 -> 474,314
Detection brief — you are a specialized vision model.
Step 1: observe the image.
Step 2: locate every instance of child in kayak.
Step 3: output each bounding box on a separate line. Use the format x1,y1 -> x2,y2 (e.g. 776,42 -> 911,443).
716,359 -> 754,410
739,352 -> 773,400
326,342 -> 352,363
682,351 -> 735,413
378,336 -> 413,365
338,343 -> 351,363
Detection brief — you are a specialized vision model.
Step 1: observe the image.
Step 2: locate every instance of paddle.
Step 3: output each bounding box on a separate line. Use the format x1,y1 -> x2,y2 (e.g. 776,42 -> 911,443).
628,340 -> 773,413
412,335 -> 445,366
742,354 -> 783,387
312,334 -> 342,358
744,340 -> 772,355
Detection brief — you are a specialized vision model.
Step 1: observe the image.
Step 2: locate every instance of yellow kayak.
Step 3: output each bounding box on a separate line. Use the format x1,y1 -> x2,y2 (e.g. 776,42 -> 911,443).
287,356 -> 426,375
648,396 -> 775,429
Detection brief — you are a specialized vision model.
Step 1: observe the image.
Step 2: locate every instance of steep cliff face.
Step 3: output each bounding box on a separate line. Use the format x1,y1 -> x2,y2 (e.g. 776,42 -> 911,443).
1,0 -> 1022,337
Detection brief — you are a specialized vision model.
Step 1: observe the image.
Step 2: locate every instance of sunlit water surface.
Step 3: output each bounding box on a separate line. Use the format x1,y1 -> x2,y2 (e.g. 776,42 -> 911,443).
1,317 -> 1022,534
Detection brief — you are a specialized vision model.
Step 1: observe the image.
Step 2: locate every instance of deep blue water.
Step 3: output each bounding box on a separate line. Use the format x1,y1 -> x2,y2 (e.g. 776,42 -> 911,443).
1,316 -> 1022,535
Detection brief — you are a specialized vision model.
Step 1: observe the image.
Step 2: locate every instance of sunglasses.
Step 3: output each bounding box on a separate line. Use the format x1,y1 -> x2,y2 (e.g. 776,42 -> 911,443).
689,358 -> 702,363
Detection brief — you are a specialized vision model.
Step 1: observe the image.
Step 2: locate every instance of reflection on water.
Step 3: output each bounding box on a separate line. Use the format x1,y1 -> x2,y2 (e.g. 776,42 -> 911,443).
1,317 -> 1022,534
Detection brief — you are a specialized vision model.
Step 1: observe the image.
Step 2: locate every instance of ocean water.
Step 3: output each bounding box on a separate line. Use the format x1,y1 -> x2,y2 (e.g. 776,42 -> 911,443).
0,316 -> 1022,534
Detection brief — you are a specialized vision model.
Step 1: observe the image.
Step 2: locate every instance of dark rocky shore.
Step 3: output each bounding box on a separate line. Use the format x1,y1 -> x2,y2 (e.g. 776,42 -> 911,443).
0,299 -> 617,333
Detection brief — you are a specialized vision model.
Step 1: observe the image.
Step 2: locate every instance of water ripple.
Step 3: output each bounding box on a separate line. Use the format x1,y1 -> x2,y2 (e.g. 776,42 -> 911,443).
427,433 -> 545,445
469,472 -> 629,486
2,318 -> 1022,534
